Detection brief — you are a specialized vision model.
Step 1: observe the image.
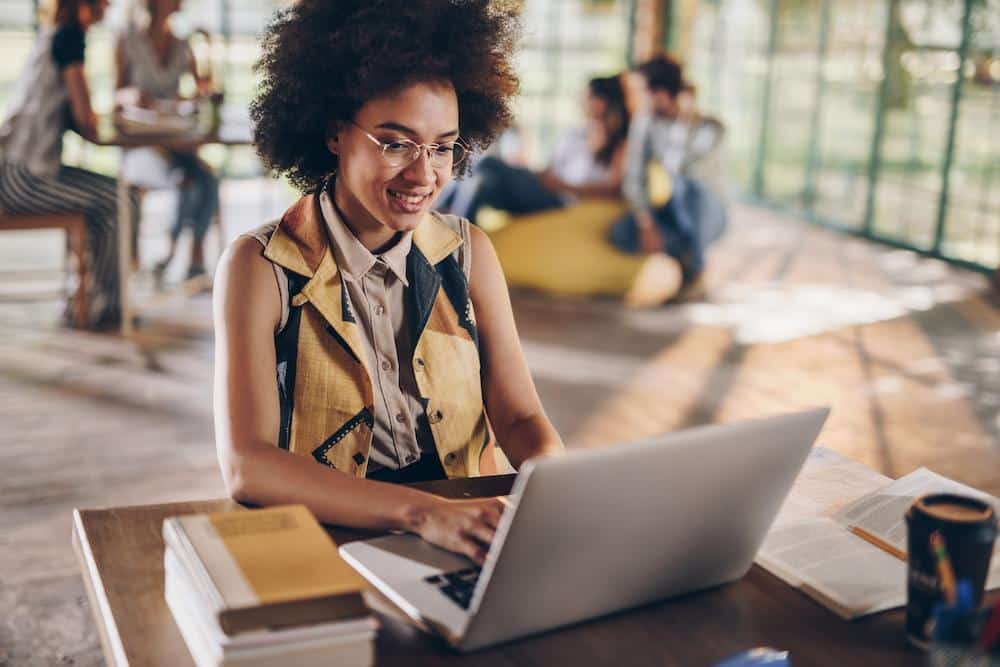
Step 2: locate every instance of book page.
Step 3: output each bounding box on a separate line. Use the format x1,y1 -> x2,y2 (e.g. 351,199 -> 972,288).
831,468 -> 1000,589
770,447 -> 892,530
757,518 -> 907,619
831,468 -> 1000,554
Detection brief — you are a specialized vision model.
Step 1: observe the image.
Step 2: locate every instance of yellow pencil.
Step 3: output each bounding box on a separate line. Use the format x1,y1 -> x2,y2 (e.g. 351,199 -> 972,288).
930,530 -> 957,605
849,526 -> 907,562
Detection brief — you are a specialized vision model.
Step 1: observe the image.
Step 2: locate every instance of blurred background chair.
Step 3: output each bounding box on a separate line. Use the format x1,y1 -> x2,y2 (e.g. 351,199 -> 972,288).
0,211 -> 88,328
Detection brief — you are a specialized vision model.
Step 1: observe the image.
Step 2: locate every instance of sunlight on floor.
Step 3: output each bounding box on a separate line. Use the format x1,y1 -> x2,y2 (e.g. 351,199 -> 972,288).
624,281 -> 981,345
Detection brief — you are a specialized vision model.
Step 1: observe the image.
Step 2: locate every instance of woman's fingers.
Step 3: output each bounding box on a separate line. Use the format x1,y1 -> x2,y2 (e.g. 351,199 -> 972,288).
439,527 -> 488,565
458,538 -> 489,566
463,518 -> 496,548
477,501 -> 504,529
417,496 -> 510,564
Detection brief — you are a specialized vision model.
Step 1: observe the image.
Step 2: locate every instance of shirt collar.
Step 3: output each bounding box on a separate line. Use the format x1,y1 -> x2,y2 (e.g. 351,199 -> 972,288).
319,186 -> 411,286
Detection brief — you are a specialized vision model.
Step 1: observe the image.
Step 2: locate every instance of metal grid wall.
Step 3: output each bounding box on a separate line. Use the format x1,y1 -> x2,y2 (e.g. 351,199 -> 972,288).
679,0 -> 1000,272
507,0 -> 632,165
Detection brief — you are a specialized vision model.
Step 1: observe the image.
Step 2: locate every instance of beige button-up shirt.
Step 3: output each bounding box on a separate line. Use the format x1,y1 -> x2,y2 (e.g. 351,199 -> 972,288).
318,189 -> 435,472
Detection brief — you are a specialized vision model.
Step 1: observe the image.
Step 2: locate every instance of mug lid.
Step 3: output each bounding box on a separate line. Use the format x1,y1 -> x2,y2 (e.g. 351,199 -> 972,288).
914,493 -> 994,523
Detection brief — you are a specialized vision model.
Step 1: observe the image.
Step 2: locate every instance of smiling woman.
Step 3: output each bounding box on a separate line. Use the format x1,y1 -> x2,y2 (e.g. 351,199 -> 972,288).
212,0 -> 564,565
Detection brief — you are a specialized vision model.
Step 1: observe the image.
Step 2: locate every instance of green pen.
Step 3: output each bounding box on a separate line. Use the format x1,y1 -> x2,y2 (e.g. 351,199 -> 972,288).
930,530 -> 957,605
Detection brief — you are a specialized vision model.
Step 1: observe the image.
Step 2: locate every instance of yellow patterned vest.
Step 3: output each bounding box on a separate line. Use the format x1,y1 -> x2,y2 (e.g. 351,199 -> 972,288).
261,194 -> 498,479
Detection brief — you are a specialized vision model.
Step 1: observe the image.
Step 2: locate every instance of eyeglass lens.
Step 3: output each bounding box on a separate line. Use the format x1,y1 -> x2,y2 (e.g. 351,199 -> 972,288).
381,140 -> 467,169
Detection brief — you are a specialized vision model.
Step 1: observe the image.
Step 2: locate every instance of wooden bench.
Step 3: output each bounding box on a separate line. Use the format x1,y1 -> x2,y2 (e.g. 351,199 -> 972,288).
0,213 -> 88,328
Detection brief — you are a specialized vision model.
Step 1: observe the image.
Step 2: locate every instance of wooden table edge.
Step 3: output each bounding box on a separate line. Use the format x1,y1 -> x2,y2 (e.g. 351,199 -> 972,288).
72,508 -> 130,667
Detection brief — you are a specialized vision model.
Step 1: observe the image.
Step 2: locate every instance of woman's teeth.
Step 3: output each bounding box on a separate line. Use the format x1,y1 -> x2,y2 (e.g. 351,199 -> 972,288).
389,190 -> 428,206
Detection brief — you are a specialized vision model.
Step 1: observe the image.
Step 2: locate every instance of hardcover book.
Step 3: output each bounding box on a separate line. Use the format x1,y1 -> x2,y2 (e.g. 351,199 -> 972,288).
163,504 -> 370,634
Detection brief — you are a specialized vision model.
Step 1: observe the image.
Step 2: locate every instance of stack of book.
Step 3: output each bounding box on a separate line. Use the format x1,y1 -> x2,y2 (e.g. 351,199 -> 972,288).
163,504 -> 377,667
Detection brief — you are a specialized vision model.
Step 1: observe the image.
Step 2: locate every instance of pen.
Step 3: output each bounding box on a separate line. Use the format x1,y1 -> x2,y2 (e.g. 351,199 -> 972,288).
930,530 -> 957,605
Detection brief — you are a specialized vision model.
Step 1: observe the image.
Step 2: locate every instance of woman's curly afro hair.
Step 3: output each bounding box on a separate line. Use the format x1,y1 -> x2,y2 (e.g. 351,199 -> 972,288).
250,0 -> 520,192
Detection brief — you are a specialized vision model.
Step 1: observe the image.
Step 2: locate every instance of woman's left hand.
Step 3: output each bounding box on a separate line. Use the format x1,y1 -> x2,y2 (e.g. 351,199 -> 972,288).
406,496 -> 507,565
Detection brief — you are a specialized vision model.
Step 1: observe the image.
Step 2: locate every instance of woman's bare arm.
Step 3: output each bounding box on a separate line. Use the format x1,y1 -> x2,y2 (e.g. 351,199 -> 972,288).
62,64 -> 98,141
213,236 -> 504,563
183,42 -> 213,97
468,225 -> 565,468
113,37 -> 128,92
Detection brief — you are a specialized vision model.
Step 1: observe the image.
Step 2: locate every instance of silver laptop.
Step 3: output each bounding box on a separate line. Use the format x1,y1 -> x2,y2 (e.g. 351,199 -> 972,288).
339,408 -> 829,652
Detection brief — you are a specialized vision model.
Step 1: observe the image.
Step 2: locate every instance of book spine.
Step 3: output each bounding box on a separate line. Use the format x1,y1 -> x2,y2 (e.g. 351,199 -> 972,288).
164,546 -> 230,645
164,517 -> 230,614
175,515 -> 260,613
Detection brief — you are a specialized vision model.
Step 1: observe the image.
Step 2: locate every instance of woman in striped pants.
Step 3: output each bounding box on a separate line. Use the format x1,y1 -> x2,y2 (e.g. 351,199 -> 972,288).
0,0 -> 137,329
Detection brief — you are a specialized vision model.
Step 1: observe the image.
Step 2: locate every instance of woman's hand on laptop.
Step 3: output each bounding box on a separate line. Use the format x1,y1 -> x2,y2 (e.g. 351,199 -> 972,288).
405,496 -> 506,565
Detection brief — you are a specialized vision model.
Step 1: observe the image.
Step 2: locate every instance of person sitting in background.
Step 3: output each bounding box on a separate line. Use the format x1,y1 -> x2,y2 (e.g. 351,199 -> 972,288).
0,0 -> 138,330
612,54 -> 727,297
115,0 -> 219,280
444,74 -> 630,223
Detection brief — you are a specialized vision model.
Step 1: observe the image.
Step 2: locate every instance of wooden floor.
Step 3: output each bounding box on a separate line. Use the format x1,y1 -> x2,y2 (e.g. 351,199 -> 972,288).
1,191 -> 997,666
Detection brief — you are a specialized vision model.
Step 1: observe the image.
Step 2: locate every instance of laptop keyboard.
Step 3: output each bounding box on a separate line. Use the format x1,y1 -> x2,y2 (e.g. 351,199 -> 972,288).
424,567 -> 481,610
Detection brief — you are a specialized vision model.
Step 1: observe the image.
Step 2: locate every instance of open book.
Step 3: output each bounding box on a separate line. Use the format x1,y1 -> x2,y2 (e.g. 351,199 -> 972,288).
756,450 -> 1000,620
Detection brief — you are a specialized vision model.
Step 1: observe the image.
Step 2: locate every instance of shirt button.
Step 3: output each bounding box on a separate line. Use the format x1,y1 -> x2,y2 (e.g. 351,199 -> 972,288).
374,304 -> 386,316
444,452 -> 457,465
414,357 -> 426,370
428,409 -> 444,424
405,454 -> 417,464
381,359 -> 391,371
395,412 -> 406,423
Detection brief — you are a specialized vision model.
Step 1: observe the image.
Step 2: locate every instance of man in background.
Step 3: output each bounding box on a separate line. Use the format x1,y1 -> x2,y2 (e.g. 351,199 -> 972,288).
615,54 -> 727,298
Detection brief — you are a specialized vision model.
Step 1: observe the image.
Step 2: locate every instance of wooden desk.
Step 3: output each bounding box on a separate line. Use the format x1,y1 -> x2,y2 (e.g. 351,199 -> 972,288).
72,476 -> 923,666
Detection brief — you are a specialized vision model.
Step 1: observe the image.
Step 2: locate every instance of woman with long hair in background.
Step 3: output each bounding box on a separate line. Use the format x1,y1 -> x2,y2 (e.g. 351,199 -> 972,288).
0,0 -> 138,329
444,73 -> 632,223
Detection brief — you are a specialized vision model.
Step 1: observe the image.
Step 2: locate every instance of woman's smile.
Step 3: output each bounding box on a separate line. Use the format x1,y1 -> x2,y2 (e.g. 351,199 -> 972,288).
386,187 -> 433,214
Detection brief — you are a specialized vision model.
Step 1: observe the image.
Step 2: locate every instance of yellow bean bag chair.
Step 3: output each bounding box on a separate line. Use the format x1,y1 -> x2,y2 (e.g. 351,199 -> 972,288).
484,165 -> 679,306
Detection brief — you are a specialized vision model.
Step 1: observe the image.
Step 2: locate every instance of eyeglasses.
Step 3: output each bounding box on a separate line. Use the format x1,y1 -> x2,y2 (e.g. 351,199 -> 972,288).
350,121 -> 468,170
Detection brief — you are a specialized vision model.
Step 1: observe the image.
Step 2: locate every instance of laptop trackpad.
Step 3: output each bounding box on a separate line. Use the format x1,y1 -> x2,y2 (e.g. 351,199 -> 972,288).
346,533 -> 473,580
340,534 -> 472,639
